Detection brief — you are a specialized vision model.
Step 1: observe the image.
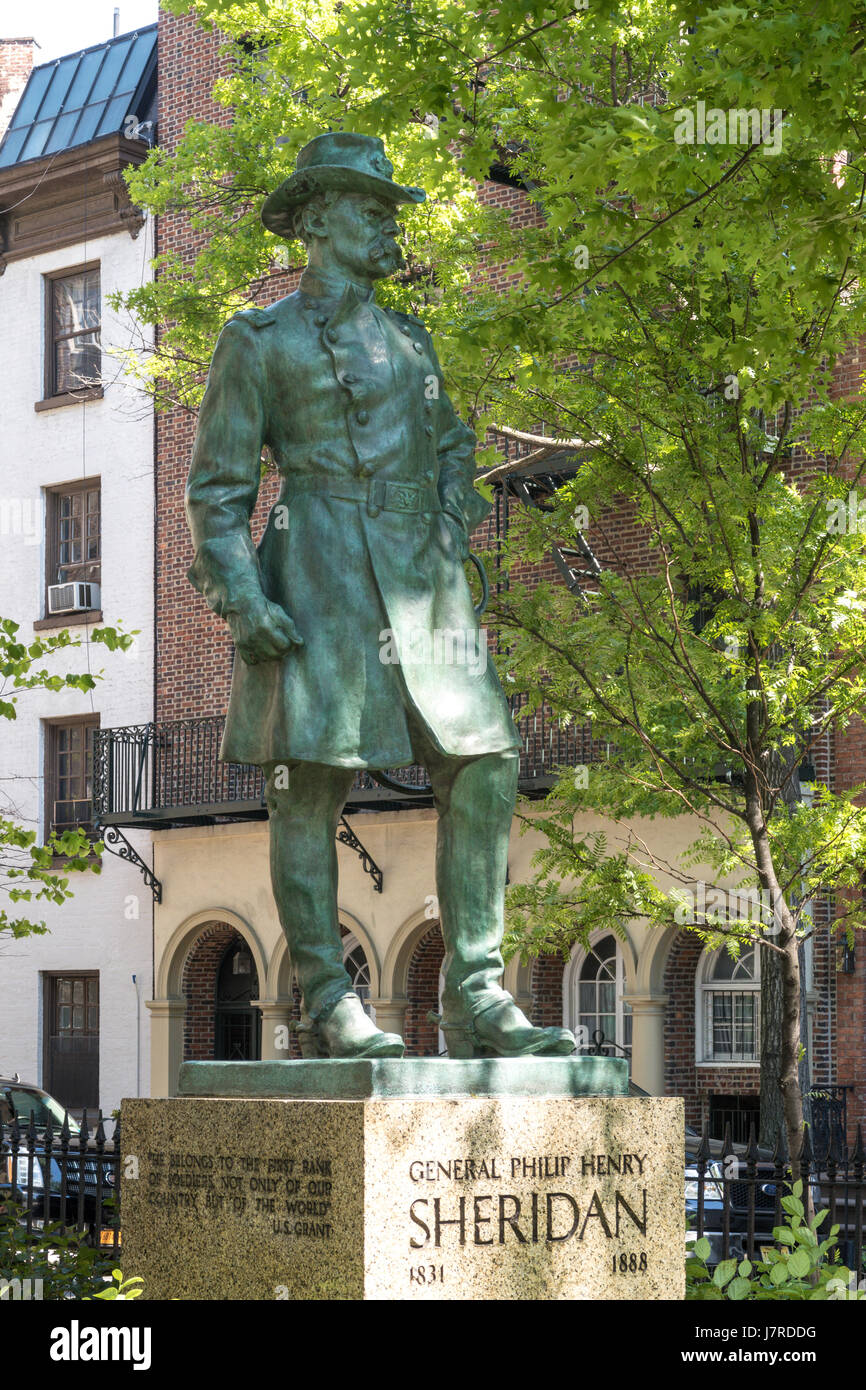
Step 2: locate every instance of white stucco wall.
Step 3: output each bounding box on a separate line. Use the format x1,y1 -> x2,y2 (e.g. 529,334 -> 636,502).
148,803 -> 714,1096
151,805 -> 709,999
0,220 -> 154,1114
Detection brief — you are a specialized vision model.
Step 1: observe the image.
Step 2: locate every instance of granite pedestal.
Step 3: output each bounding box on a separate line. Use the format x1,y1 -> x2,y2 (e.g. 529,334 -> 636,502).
121,1059 -> 684,1300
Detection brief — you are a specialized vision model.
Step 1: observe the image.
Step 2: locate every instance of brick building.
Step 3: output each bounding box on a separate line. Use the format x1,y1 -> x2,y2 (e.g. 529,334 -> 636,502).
89,8 -> 864,1142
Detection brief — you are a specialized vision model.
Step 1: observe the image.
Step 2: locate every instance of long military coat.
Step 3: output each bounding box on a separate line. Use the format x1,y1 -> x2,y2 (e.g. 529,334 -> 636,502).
186,267 -> 520,770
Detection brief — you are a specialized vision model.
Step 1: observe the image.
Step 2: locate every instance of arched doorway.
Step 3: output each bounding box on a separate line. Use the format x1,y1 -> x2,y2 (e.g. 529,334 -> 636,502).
214,937 -> 262,1060
404,922 -> 445,1056
181,924 -> 262,1062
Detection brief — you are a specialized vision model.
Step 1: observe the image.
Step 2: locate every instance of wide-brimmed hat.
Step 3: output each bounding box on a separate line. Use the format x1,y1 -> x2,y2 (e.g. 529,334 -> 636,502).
261,133 -> 426,236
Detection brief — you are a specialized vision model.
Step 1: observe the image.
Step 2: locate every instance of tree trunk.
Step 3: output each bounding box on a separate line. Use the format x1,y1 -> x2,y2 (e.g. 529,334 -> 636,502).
759,935 -> 808,1176
744,773 -> 805,1173
759,944 -> 785,1147
778,934 -> 806,1177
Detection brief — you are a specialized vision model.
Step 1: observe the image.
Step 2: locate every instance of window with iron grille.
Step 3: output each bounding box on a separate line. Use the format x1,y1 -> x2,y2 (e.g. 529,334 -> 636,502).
45,479 -> 101,597
698,945 -> 760,1063
709,1093 -> 761,1144
45,266 -> 101,397
45,716 -> 99,835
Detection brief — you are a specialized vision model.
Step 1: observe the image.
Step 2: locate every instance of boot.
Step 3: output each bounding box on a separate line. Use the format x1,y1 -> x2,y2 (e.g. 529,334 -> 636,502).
432,991 -> 575,1058
317,994 -> 405,1058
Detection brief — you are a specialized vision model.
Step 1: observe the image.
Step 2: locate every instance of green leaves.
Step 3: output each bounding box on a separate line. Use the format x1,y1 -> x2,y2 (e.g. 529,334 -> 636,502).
787,1248 -> 812,1279
686,1179 -> 861,1300
712,1258 -> 738,1288
88,1270 -> 145,1301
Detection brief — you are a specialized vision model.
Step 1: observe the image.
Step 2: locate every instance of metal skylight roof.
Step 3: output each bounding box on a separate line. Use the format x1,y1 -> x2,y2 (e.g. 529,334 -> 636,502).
0,24 -> 157,169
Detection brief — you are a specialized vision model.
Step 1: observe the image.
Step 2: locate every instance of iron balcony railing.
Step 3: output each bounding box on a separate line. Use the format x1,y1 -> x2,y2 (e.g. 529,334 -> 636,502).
93,696 -> 605,827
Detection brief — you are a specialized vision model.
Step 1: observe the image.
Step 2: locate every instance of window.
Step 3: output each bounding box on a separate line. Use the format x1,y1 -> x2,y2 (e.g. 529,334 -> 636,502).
697,946 -> 760,1063
565,933 -> 632,1061
45,479 -> 101,603
45,266 -> 100,398
45,716 -> 99,835
344,933 -> 375,1020
709,1094 -> 760,1144
43,973 -> 99,1112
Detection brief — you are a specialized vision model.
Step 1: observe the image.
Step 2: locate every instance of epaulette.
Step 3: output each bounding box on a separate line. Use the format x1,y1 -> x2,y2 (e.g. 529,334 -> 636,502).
387,306 -> 429,332
231,306 -> 277,329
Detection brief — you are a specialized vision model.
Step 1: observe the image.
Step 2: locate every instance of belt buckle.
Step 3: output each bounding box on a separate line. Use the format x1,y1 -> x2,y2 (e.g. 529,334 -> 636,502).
384,481 -> 421,513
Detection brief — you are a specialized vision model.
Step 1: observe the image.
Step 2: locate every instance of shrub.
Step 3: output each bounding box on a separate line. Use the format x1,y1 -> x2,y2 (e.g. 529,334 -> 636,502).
686,1182 -> 866,1300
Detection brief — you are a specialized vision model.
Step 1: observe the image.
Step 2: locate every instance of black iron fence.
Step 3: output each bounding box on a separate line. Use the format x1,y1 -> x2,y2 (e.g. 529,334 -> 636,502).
93,695 -> 604,824
4,1103 -> 864,1284
808,1085 -> 851,1155
688,1121 -> 866,1274
0,1110 -> 120,1257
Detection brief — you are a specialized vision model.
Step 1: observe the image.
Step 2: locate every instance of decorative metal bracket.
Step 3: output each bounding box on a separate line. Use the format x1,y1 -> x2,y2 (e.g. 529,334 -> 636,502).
337,816 -> 383,893
101,825 -> 163,903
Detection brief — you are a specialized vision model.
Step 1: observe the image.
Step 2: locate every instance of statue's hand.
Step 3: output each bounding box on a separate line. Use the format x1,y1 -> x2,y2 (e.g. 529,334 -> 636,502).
227,597 -> 304,665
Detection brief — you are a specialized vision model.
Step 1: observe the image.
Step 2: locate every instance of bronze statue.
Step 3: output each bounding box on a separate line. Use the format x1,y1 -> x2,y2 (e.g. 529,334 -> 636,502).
186,133 -> 575,1061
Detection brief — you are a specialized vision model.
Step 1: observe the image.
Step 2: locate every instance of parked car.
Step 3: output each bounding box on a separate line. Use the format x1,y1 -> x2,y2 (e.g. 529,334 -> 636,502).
0,1077 -> 119,1250
621,1078 -> 779,1262
684,1124 -> 780,1263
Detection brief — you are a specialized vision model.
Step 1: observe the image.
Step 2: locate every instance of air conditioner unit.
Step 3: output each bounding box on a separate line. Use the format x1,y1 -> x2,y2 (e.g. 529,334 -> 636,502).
47,582 -> 100,615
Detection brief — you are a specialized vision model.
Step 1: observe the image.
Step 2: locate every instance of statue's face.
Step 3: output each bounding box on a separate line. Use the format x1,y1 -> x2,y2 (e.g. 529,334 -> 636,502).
317,191 -> 405,280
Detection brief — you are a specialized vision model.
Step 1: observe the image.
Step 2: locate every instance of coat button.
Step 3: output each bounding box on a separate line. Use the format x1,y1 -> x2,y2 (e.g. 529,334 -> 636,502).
342,373 -> 358,385
357,464 -> 373,478
326,328 -> 339,342
424,400 -> 434,413
425,424 -> 434,436
356,409 -> 370,425
315,314 -> 328,326
400,324 -> 412,336
423,470 -> 434,483
421,512 -> 431,522
413,342 -> 423,353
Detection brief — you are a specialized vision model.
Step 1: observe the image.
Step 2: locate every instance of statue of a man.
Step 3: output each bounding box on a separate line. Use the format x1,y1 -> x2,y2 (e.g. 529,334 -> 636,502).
186,133 -> 575,1061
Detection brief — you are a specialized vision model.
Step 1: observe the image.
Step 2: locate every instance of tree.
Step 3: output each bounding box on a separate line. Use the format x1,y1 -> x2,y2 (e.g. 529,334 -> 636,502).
0,618 -> 131,941
120,0 -> 866,1165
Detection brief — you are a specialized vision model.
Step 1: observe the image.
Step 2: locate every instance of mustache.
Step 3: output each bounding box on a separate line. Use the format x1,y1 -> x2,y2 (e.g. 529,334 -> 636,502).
368,235 -> 405,268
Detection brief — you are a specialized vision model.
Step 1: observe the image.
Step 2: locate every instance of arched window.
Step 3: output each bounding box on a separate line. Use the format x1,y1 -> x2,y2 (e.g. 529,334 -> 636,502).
565,934 -> 632,1060
343,933 -> 375,1021
697,946 -> 760,1063
214,937 -> 261,1060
